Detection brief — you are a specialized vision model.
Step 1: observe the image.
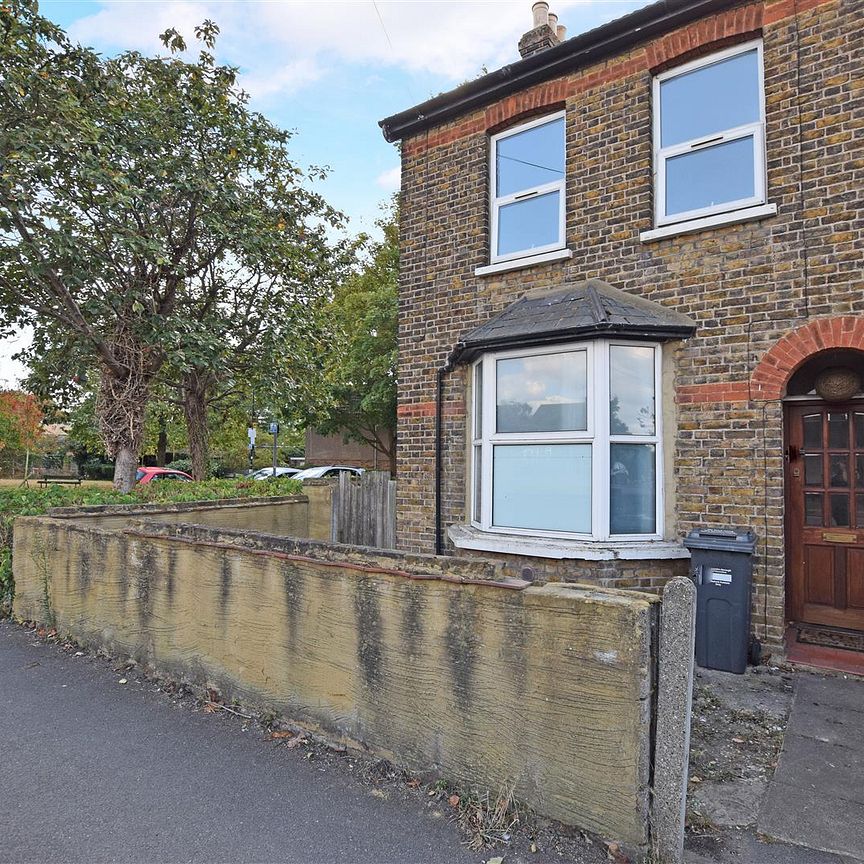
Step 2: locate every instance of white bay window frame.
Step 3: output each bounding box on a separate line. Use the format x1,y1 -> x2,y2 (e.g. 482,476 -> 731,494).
470,340 -> 664,543
653,39 -> 767,228
489,111 -> 566,265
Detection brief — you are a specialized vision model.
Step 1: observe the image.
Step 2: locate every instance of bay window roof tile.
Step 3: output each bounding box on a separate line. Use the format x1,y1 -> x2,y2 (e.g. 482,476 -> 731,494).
454,279 -> 695,362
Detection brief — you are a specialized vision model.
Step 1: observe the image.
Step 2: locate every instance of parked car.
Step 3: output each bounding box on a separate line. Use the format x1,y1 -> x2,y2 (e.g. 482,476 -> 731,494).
292,465 -> 366,481
250,466 -> 301,480
136,467 -> 194,484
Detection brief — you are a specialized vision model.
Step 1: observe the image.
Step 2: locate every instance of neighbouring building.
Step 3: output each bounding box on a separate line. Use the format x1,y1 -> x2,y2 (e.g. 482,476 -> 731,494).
304,428 -> 394,471
380,0 -> 862,654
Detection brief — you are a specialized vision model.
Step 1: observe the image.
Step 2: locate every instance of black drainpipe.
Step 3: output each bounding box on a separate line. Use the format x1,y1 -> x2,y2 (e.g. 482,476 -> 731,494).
434,349 -> 460,556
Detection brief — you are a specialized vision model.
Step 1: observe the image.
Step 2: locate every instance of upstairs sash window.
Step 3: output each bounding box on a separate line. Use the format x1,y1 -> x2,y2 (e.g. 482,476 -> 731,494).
654,41 -> 766,226
490,112 -> 566,263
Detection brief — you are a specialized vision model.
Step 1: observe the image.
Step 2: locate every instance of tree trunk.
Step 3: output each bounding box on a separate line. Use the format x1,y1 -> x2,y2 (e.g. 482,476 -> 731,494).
182,369 -> 211,481
156,422 -> 168,467
114,445 -> 138,492
95,329 -> 158,494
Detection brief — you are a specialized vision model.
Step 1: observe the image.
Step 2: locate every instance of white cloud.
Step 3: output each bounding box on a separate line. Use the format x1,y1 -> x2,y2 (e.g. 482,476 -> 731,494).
376,166 -> 401,190
68,1 -> 649,100
0,328 -> 33,390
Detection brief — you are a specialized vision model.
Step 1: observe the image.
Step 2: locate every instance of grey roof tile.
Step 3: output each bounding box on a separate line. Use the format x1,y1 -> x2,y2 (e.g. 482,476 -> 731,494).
454,279 -> 695,362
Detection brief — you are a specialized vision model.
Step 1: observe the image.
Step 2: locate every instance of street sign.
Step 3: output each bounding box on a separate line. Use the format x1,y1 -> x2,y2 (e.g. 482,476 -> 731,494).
268,422 -> 279,435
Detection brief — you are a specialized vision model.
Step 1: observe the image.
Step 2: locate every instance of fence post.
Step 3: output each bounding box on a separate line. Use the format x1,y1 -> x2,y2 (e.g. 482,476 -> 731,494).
651,576 -> 696,864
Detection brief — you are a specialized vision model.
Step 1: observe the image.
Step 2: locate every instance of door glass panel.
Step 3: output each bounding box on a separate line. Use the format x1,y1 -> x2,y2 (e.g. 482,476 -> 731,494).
496,351 -> 587,433
829,455 -> 850,488
492,444 -> 591,533
828,412 -> 849,449
856,413 -> 864,448
803,413 -> 822,449
609,346 -> 655,435
830,493 -> 850,527
857,455 -> 864,487
610,444 -> 656,535
857,494 -> 864,528
804,454 -> 823,486
805,493 -> 823,526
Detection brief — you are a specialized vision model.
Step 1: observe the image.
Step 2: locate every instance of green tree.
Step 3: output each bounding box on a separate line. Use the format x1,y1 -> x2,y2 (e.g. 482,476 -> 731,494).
0,3 -> 340,490
311,209 -> 398,474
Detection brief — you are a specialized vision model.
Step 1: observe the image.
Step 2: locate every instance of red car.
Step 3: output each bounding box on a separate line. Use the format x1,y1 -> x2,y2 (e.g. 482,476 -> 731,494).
135,467 -> 194,485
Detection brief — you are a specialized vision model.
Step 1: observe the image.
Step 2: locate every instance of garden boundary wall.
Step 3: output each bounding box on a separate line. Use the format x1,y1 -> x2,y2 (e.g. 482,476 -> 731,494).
12,506 -> 694,861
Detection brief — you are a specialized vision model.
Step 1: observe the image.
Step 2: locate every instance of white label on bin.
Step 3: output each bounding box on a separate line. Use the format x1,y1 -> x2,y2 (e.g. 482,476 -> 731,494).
708,567 -> 732,585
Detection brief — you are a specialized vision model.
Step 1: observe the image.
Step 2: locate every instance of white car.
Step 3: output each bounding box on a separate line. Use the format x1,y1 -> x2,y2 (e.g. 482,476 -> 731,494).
292,465 -> 365,481
251,466 -> 301,480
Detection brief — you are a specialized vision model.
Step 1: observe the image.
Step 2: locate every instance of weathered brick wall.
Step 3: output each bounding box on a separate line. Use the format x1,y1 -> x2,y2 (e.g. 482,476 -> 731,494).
13,514 -> 664,849
396,0 -> 862,647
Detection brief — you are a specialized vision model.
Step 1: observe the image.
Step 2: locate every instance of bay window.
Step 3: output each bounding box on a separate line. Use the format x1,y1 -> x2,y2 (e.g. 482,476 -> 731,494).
471,340 -> 662,541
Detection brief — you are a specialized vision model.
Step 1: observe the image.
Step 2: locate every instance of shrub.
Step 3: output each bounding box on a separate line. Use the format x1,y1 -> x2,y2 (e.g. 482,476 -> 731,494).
0,476 -> 301,615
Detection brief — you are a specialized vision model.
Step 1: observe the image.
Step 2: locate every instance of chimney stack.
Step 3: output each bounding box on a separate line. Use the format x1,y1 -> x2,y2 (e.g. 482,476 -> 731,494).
531,1 -> 549,28
519,3 -> 565,59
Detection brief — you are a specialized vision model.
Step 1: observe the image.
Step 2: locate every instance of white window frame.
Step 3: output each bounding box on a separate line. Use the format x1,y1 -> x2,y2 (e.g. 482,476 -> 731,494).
470,339 -> 664,543
489,111 -> 566,265
653,39 -> 766,228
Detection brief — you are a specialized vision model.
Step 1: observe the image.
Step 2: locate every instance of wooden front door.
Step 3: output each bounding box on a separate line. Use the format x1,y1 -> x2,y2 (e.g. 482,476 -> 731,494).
786,403 -> 864,631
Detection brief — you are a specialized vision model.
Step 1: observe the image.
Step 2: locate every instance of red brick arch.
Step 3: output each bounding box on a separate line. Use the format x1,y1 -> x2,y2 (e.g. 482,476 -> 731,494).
750,317 -> 864,400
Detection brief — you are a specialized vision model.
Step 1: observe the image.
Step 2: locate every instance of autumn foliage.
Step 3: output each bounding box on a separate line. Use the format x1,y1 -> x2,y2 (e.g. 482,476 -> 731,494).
0,390 -> 42,452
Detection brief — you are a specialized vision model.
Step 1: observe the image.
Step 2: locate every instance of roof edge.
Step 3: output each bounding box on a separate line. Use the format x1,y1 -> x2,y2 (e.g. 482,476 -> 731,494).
380,0 -> 741,143
452,322 -> 697,364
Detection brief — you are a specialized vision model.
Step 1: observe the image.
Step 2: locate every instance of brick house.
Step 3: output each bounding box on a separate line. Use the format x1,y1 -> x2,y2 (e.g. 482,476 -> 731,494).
380,0 -> 861,653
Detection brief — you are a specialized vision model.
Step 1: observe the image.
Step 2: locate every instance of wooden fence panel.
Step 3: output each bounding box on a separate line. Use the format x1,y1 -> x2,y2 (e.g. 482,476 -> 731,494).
331,470 -> 396,549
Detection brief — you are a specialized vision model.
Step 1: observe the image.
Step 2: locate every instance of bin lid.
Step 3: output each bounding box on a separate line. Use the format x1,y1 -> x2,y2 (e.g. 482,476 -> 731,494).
683,527 -> 757,553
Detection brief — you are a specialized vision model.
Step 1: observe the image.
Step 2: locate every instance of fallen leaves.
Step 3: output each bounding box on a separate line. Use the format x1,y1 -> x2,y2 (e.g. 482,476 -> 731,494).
605,841 -> 630,863
448,794 -> 461,808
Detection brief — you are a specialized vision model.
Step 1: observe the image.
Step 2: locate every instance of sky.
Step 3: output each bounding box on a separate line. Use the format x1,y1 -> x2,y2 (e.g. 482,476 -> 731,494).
0,0 -> 652,388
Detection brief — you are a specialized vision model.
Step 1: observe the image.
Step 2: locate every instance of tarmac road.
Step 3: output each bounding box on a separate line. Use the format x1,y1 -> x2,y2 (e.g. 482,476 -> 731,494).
0,620 -> 492,864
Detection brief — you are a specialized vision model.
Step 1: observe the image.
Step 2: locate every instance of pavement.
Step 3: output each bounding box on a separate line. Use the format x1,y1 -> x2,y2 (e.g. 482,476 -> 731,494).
2,619 -> 596,864
759,674 -> 864,862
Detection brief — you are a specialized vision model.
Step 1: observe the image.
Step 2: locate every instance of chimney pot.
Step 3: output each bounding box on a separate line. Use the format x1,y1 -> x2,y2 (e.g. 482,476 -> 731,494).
531,1 -> 549,28
556,23 -> 567,41
547,11 -> 558,33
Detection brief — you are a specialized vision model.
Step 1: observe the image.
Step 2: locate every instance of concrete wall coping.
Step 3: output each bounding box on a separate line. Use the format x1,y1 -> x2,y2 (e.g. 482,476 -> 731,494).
46,495 -> 308,518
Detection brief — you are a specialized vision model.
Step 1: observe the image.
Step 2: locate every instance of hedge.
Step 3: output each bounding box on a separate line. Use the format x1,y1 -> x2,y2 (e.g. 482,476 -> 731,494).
0,477 -> 302,614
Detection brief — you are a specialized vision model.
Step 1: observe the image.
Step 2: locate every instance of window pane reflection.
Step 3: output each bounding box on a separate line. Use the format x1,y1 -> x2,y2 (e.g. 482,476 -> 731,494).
610,346 -> 655,435
610,444 -> 656,535
856,413 -> 864,449
496,117 -> 565,197
496,352 -> 587,433
497,191 -> 560,257
660,49 -> 760,147
493,444 -> 591,533
666,137 -> 755,217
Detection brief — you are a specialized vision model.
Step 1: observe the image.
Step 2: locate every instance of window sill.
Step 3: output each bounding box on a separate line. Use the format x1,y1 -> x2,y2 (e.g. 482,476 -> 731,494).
448,524 -> 691,561
639,203 -> 777,243
474,248 -> 573,277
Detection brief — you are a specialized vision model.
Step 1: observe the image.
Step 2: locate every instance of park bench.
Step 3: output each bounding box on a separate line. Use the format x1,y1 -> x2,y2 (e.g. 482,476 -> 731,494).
36,474 -> 82,488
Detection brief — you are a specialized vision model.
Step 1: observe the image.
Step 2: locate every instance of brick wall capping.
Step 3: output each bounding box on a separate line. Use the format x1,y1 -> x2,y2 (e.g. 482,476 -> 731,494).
452,279 -> 696,364
380,0 -> 742,142
449,524 -> 692,561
